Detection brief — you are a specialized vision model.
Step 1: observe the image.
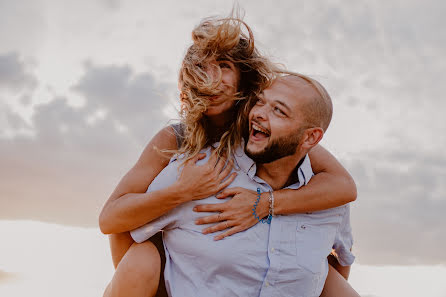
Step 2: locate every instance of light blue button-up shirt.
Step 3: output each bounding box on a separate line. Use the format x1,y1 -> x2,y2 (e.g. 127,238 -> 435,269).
131,144 -> 355,297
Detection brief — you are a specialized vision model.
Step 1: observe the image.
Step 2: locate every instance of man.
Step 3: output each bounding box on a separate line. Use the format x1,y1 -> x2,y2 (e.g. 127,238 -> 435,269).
131,75 -> 355,297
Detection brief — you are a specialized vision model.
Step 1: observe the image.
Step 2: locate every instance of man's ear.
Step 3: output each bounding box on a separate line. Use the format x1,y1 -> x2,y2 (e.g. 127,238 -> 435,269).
300,127 -> 324,151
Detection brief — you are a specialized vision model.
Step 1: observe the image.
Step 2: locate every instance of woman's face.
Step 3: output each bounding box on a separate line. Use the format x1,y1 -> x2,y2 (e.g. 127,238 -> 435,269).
201,58 -> 240,116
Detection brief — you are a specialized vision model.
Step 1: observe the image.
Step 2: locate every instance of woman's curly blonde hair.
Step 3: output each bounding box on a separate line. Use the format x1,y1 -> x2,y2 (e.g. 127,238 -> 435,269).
174,16 -> 282,163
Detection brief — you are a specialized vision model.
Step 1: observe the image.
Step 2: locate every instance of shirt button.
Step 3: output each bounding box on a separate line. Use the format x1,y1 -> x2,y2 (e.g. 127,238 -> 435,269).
301,225 -> 306,229
271,247 -> 275,253
265,281 -> 270,287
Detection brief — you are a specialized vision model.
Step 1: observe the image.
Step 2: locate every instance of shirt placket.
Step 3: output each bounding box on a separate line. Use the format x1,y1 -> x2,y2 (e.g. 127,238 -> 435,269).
254,181 -> 281,297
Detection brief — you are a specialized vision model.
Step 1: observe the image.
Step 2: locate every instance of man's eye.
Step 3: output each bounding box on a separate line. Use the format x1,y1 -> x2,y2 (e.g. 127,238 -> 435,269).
274,107 -> 285,115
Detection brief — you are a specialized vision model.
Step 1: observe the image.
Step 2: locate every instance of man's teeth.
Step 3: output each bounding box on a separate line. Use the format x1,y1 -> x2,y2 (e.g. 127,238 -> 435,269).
252,123 -> 269,135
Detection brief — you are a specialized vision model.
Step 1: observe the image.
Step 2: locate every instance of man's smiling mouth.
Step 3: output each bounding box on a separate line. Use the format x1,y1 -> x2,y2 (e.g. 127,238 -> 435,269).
250,122 -> 270,140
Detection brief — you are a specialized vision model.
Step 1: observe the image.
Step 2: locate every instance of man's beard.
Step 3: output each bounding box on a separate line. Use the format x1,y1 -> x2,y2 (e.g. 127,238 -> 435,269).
245,128 -> 305,164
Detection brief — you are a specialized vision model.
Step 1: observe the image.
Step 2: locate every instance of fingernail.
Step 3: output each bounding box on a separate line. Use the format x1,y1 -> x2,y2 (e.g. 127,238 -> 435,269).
193,207 -> 197,211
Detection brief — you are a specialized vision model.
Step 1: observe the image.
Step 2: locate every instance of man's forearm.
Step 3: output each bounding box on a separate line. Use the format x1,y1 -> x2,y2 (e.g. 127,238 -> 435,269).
99,183 -> 186,234
273,172 -> 356,215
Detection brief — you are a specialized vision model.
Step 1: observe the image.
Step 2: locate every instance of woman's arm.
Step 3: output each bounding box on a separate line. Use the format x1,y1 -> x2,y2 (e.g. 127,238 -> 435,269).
193,144 -> 356,240
99,126 -> 236,234
273,144 -> 357,215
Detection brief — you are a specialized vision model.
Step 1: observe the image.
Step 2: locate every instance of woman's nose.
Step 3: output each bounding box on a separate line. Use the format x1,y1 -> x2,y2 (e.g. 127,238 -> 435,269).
204,64 -> 218,80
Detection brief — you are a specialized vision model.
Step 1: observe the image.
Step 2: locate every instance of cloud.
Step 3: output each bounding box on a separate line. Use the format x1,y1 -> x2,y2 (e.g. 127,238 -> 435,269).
0,52 -> 37,92
0,1 -> 46,55
102,0 -> 120,10
0,62 -> 175,227
347,148 -> 446,265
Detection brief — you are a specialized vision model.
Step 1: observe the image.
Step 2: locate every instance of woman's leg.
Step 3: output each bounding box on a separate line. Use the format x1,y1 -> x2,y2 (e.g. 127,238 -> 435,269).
103,231 -> 167,297
104,240 -> 162,297
109,232 -> 135,269
320,264 -> 361,297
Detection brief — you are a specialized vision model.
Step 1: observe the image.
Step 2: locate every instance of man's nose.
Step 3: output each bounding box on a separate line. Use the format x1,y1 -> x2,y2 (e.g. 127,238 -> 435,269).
251,104 -> 268,121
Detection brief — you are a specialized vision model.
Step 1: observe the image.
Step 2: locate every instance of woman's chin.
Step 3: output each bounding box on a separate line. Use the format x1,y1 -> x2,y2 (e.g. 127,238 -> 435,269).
204,104 -> 235,117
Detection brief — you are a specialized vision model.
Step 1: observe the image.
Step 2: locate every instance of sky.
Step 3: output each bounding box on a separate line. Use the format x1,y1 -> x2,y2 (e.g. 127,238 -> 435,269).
0,0 -> 445,296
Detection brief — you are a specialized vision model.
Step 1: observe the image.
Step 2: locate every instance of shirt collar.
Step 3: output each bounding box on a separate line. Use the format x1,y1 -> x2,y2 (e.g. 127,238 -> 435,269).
232,140 -> 314,188
285,154 -> 313,189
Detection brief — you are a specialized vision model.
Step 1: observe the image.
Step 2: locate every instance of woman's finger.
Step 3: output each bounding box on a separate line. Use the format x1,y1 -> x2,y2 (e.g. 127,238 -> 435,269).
217,172 -> 237,193
216,186 -> 243,198
217,159 -> 234,180
207,149 -> 219,167
196,153 -> 207,161
193,203 -> 226,213
187,153 -> 206,165
214,155 -> 228,173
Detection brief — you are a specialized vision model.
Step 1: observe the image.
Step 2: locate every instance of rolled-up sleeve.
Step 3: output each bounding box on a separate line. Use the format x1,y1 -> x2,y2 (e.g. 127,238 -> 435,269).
130,212 -> 177,243
332,204 -> 355,266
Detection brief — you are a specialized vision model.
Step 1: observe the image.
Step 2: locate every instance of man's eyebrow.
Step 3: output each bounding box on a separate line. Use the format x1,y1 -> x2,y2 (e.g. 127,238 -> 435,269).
258,93 -> 291,112
274,99 -> 291,113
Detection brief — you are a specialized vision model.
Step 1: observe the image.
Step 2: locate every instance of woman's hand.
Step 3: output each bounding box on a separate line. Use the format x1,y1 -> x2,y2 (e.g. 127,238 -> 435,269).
193,187 -> 269,240
174,151 -> 238,202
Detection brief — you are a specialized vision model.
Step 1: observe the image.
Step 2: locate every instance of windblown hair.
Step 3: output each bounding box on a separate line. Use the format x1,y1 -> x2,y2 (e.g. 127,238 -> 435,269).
175,16 -> 281,163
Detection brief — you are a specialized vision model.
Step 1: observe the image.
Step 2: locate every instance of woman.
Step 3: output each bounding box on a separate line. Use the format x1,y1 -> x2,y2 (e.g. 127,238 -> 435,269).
100,16 -> 359,297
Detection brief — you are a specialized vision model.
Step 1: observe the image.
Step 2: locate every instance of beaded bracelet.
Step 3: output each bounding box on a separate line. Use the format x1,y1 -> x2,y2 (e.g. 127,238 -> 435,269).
268,190 -> 274,218
252,188 -> 272,224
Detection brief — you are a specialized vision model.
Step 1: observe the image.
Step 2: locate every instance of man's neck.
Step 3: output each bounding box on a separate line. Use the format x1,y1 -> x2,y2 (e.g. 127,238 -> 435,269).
256,152 -> 306,190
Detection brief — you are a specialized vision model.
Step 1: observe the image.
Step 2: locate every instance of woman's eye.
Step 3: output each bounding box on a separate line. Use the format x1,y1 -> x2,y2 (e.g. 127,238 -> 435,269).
219,62 -> 231,69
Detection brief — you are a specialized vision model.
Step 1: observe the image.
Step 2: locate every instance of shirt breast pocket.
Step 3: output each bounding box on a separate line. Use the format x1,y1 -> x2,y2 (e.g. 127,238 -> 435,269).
295,208 -> 344,274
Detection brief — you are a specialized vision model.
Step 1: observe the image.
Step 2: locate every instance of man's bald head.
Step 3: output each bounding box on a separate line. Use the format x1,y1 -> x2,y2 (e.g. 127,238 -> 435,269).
279,74 -> 333,131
